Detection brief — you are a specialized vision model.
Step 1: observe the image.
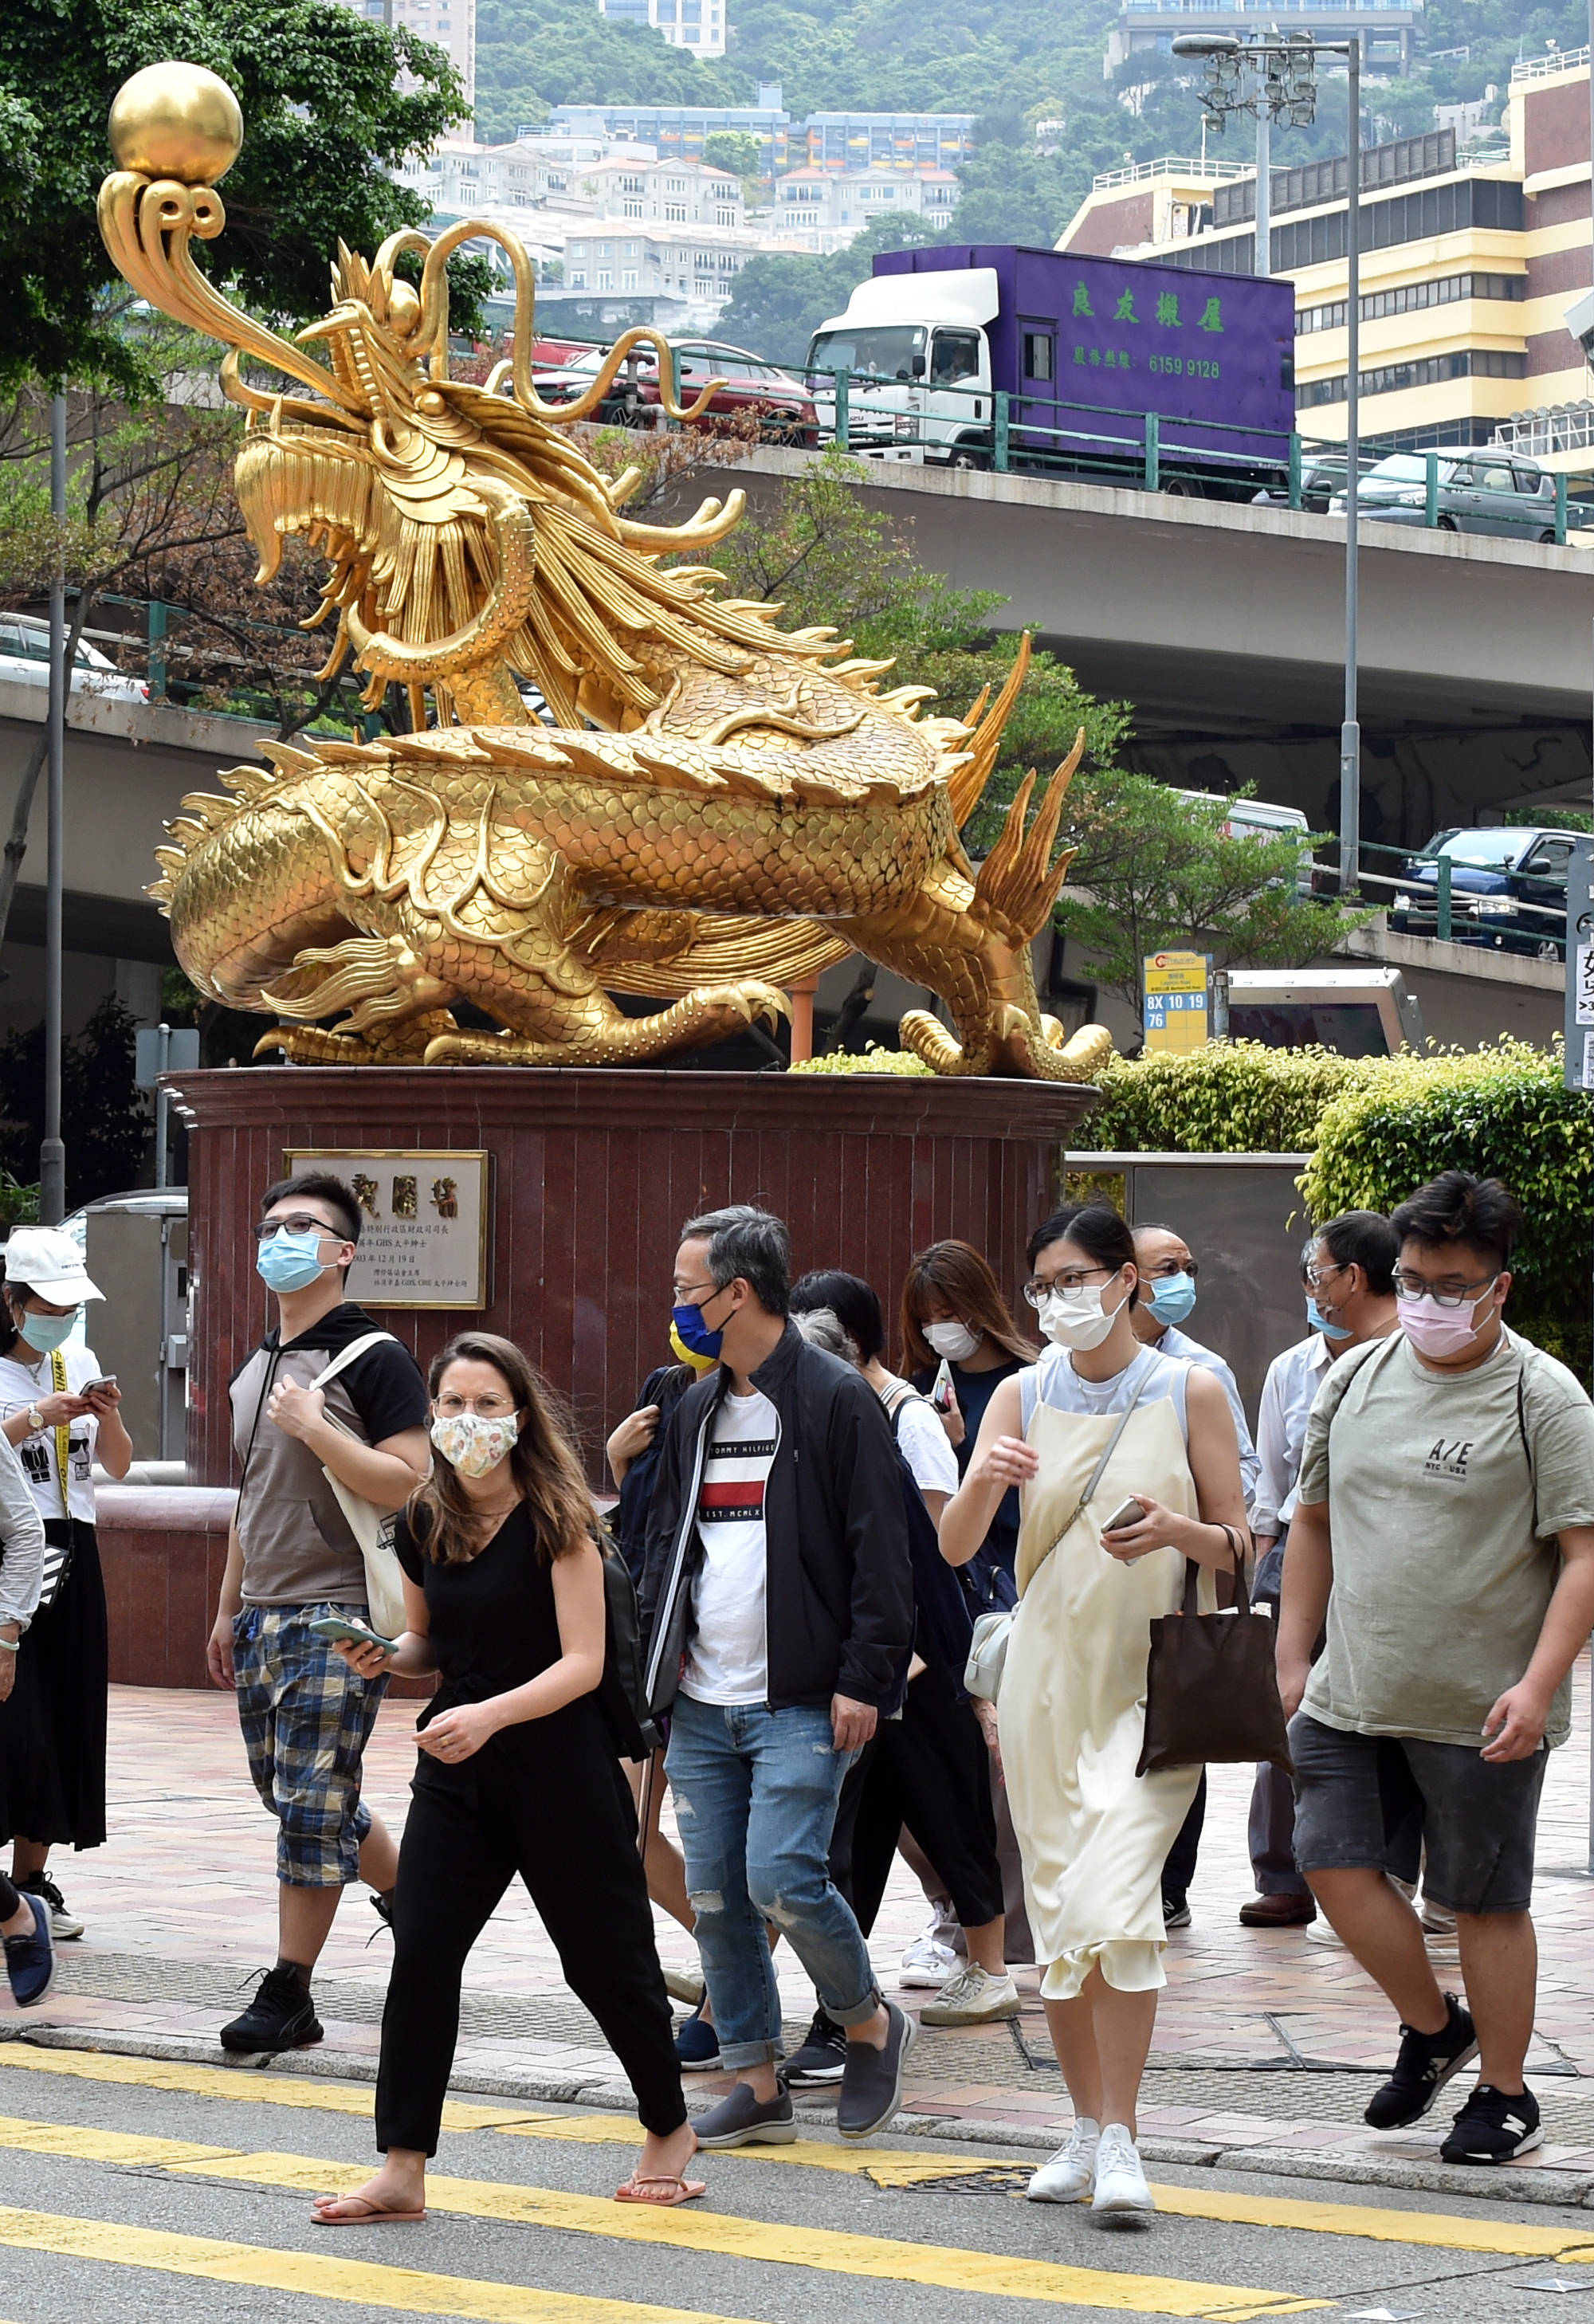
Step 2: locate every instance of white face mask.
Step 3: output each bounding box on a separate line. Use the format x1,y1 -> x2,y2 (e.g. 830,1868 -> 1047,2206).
1037,1283 -> 1121,1352
923,1317 -> 981,1363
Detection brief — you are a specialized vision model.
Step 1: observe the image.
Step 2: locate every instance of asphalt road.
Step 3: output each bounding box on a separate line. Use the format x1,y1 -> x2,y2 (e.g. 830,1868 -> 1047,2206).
0,2043 -> 1592,2323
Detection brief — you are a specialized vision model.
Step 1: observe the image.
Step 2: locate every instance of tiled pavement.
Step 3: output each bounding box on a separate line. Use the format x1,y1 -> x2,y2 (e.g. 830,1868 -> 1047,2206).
8,1659 -> 1594,2201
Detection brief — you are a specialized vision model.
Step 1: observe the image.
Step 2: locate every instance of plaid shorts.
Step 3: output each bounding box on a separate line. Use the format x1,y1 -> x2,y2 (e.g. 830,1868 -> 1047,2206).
234,1604 -> 389,1886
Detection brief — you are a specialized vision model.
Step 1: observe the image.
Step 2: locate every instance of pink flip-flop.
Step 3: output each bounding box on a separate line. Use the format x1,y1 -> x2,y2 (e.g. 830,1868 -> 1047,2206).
614,2173 -> 708,2207
312,2193 -> 426,2224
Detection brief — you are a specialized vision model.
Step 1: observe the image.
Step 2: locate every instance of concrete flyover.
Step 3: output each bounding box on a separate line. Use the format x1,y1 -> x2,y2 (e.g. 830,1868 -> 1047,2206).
719,449 -> 1594,850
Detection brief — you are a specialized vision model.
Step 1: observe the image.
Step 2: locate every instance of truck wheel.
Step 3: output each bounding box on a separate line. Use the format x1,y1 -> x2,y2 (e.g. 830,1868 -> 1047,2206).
1161,477 -> 1204,499
948,446 -> 989,471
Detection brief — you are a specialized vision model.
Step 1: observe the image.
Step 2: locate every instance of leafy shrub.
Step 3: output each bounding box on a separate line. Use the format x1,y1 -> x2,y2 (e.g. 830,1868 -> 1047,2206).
1076,1042 -> 1380,1155
791,1044 -> 932,1077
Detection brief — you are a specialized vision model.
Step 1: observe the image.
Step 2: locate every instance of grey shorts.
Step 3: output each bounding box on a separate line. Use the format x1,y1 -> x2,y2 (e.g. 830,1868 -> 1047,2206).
1289,1711 -> 1548,1916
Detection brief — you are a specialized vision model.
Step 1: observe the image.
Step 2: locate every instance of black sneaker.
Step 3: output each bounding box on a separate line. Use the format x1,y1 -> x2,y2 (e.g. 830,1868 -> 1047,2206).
18,1872 -> 82,1941
693,2077 -> 796,2148
786,2008 -> 847,2086
1364,1994 -> 1478,2129
1441,2083 -> 1544,2165
837,2000 -> 917,2142
2,1891 -> 54,2007
219,1965 -> 324,2054
1161,1894 -> 1192,1930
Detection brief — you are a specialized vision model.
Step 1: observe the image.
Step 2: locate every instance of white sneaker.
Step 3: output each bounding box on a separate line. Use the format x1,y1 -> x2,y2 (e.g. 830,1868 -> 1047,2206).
1027,2117 -> 1099,2203
921,1962 -> 1022,2026
1090,2123 -> 1155,2224
1305,1915 -> 1346,1949
21,1875 -> 82,1942
899,1912 -> 959,1989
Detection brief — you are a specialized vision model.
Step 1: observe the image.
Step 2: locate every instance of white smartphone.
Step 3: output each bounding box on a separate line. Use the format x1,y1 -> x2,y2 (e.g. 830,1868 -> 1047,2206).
307,1613 -> 397,1654
83,1375 -> 117,1394
929,1358 -> 955,1414
1100,1497 -> 1147,1537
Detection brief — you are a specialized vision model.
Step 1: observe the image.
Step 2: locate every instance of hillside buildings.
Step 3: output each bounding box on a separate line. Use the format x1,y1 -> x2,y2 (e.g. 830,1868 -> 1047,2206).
597,0 -> 726,59
1106,0 -> 1419,80
328,0 -> 477,110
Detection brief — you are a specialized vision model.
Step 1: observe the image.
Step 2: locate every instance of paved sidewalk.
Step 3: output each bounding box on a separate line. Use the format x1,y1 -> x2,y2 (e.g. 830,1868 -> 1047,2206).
7,1660 -> 1594,2206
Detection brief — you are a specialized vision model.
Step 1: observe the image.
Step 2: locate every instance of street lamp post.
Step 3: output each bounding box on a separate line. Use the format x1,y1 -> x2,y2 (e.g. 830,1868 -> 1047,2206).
1172,28 -> 1364,899
40,391 -> 67,1228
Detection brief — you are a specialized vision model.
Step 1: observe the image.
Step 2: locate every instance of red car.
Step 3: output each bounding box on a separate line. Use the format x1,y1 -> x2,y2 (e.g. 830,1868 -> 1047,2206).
531,338 -> 819,446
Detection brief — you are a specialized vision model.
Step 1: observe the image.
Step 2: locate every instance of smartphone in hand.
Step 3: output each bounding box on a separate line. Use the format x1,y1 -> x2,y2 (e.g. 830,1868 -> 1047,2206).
1099,1496 -> 1147,1537
929,1359 -> 955,1414
307,1613 -> 398,1654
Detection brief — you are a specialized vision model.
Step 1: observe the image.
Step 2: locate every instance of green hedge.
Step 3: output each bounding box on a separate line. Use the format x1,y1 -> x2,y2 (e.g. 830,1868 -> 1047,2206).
1073,1042 -> 1380,1155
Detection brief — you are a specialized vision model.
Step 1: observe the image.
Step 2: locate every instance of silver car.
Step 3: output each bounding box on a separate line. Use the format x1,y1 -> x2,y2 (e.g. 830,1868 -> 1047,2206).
0,613 -> 150,703
1330,452 -> 1561,540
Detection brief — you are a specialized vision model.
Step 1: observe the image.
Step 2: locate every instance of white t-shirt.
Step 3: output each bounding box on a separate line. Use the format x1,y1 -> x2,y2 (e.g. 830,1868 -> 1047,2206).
885,1388 -> 960,1500
0,1342 -> 104,1524
681,1388 -> 779,1706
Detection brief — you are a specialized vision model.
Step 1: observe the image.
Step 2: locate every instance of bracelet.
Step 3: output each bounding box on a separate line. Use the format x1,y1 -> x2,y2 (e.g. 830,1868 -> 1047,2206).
0,1636 -> 18,1653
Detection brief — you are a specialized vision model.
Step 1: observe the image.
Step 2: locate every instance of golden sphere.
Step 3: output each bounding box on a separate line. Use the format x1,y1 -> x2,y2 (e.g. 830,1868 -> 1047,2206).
108,63 -> 244,186
387,282 -> 423,339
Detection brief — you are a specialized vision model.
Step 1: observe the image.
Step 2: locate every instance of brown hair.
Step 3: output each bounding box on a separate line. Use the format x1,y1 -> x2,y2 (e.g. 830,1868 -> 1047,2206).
898,1239 -> 1037,1375
410,1332 -> 592,1566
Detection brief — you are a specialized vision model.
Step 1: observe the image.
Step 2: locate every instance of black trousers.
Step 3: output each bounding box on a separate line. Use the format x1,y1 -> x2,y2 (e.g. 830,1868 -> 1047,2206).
376,1707 -> 687,2156
833,1660 -> 1003,1939
1162,1770 -> 1207,1908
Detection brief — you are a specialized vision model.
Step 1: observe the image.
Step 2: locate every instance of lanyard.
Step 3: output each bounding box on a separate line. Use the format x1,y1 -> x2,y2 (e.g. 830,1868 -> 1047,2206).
49,1348 -> 69,1511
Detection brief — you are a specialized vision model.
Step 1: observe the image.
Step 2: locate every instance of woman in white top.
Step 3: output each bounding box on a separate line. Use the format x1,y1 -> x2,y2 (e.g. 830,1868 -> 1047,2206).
0,1226 -> 132,1941
788,1271 -> 1014,2078
940,1204 -> 1247,2224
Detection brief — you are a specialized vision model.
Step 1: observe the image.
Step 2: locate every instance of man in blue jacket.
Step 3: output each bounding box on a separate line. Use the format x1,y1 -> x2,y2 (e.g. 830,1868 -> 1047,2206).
641,1204 -> 914,2150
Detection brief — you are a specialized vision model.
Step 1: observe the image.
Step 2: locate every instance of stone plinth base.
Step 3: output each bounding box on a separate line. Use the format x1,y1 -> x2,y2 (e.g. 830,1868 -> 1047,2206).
167,1066 -> 1099,1490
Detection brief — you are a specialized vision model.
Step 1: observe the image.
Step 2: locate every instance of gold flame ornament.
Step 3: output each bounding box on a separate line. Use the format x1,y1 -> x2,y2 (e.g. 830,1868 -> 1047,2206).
100,66 -> 1113,1078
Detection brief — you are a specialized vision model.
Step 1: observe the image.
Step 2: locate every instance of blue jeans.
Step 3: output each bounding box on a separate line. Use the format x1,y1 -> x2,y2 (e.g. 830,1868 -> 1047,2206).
665,1694 -> 881,2069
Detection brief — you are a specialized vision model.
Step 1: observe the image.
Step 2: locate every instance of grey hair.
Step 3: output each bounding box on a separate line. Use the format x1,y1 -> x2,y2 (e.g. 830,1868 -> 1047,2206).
679,1203 -> 791,1317
792,1305 -> 858,1364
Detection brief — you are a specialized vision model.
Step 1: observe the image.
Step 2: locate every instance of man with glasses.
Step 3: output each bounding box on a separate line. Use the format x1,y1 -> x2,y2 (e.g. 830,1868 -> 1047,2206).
208,1173 -> 430,2054
1279,1172 -> 1594,2163
1241,1211 -> 1397,1929
640,1205 -> 913,2149
1126,1222 -> 1259,1929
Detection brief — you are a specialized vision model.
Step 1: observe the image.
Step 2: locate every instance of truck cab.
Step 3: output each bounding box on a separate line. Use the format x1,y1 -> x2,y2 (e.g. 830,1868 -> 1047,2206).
806,268 -> 999,467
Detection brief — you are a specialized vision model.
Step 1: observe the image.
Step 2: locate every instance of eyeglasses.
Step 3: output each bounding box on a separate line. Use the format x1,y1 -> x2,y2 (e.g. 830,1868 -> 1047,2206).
255,1214 -> 346,1242
1392,1268 -> 1498,1309
1302,1262 -> 1344,1291
433,1394 -> 517,1419
1023,1266 -> 1114,1307
1141,1258 -> 1198,1281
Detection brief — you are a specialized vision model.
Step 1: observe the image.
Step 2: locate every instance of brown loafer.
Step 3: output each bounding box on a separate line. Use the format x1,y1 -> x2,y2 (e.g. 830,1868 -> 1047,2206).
1239,1893 -> 1317,1927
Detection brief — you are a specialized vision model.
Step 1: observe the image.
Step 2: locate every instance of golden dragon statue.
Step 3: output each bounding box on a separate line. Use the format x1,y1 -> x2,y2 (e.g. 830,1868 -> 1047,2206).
98,63 -> 1113,1079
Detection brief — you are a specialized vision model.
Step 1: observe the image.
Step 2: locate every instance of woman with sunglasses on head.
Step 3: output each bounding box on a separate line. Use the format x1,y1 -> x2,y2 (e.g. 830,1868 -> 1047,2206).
939,1205 -> 1247,2226
312,1332 -> 701,2225
0,1227 -> 131,1944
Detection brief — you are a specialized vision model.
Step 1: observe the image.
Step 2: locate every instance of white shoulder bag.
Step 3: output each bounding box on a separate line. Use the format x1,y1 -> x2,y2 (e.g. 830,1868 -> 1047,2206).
311,1333 -> 413,1642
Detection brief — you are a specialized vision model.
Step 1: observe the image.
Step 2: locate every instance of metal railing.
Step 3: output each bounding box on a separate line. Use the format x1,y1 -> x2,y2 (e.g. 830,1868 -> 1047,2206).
1493,405 -> 1594,457
1090,156 -> 1250,190
1317,837 -> 1569,954
1510,44 -> 1590,80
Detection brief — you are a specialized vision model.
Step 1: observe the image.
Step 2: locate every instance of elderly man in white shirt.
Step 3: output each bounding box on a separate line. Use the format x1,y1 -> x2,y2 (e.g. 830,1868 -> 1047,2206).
1240,1213 -> 1399,1928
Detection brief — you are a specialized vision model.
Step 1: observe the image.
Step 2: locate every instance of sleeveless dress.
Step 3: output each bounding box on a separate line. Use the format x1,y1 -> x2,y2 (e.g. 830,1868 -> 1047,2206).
1001,1341 -> 1213,2001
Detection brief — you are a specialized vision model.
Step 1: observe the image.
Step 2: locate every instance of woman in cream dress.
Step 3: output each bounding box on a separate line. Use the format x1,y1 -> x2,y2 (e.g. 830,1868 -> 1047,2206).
940,1205 -> 1247,2224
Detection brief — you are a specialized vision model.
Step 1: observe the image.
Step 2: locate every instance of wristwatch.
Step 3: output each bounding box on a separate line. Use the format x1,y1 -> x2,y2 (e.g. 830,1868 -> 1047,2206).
25,1405 -> 43,1435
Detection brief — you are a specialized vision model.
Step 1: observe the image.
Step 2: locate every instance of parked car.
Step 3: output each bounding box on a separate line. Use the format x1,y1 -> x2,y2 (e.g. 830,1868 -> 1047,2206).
1389,825 -> 1580,958
1251,454 -> 1349,514
0,614 -> 150,704
530,340 -> 819,446
1329,452 -> 1562,540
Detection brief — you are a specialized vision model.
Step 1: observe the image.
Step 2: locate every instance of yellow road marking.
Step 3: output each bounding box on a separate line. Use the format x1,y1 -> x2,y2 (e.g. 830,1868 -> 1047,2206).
0,2113 -> 1322,2319
499,2113 -> 987,2185
0,2041 -> 530,2130
0,2207 -> 762,2324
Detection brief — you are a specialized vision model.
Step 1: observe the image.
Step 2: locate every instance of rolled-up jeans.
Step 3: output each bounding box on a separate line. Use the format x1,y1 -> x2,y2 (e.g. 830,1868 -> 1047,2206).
665,1694 -> 882,2070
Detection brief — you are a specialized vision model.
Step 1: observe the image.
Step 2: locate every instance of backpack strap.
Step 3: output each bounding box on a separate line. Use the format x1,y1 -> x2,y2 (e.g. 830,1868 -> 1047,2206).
881,1381 -> 927,1441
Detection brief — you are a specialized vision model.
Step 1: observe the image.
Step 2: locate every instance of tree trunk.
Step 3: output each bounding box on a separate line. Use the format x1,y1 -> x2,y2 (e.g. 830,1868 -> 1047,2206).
0,594 -> 92,963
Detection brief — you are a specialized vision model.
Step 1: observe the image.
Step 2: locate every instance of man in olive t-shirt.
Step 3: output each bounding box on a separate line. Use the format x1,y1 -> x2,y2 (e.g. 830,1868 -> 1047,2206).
1278,1172 -> 1594,2169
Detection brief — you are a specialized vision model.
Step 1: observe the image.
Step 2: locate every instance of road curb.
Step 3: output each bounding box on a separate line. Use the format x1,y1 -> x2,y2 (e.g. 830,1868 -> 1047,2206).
5,2021 -> 1588,2209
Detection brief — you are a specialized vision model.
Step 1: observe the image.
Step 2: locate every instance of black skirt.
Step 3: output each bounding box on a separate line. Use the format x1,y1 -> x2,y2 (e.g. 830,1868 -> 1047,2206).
0,1518 -> 108,1850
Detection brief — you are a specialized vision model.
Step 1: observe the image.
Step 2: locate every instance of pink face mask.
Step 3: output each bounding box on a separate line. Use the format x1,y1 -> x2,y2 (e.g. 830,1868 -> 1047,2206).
1398,1282 -> 1497,1361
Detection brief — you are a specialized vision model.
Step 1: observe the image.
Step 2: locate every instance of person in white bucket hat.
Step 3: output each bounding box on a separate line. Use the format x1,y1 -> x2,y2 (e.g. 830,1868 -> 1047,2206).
0,1223 -> 131,1940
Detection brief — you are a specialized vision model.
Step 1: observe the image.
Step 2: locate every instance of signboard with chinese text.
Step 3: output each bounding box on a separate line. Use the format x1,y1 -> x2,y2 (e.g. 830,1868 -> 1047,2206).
1144,951 -> 1211,1055
1564,839 -> 1594,1093
284,1149 -> 490,1309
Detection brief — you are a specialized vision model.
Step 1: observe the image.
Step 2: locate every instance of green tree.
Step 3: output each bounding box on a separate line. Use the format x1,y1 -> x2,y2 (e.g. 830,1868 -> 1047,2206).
0,995 -> 151,1208
474,0 -> 749,141
0,0 -> 477,395
704,128 -> 767,198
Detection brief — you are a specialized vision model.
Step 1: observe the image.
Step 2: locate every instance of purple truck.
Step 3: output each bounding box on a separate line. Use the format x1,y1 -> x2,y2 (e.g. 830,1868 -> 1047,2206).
805,242 -> 1297,495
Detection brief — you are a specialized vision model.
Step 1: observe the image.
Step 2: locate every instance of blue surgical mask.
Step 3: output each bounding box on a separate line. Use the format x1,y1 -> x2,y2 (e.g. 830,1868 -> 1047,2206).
1306,1297 -> 1352,1341
18,1309 -> 77,1354
256,1229 -> 331,1295
1146,1272 -> 1198,1329
671,1294 -> 725,1361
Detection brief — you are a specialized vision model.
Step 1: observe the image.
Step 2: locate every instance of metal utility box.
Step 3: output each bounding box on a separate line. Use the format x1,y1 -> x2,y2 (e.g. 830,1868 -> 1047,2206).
80,1191 -> 190,1468
1224,968 -> 1423,1057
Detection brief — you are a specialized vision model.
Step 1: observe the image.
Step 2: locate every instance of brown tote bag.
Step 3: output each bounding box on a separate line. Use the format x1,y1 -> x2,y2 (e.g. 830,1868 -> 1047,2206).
1137,1533 -> 1293,1777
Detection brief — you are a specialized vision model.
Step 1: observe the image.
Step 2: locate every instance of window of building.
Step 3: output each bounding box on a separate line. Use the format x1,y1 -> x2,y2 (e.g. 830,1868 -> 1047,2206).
598,272 -> 613,291
623,271 -> 638,290
1296,273 -> 1526,335
569,242 -> 587,258
665,202 -> 686,222
570,272 -> 588,289
624,201 -> 643,218
1168,179 -> 1526,280
1298,347 -> 1528,406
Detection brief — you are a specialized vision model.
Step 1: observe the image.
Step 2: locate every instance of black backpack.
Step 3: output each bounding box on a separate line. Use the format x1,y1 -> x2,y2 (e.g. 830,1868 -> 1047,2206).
593,1513 -> 658,1762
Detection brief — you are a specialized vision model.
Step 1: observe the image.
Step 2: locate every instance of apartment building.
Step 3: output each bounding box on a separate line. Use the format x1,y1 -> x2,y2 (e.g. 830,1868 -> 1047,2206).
1058,66 -> 1594,461
548,92 -> 792,175
773,166 -> 959,251
1106,0 -> 1419,80
328,0 -> 476,111
597,0 -> 725,58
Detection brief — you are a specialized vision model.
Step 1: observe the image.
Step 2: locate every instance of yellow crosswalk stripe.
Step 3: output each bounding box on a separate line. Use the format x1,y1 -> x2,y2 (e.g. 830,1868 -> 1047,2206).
0,2042 -> 533,2130
0,2113 -> 1324,2318
0,2206 -> 761,2324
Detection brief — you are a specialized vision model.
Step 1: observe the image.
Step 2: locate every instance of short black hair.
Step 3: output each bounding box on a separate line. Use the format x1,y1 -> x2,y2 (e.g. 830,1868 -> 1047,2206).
680,1204 -> 791,1317
1316,1210 -> 1399,1297
1391,1172 -> 1521,1275
790,1270 -> 885,1363
259,1172 -> 361,1246
1027,1203 -> 1139,1306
